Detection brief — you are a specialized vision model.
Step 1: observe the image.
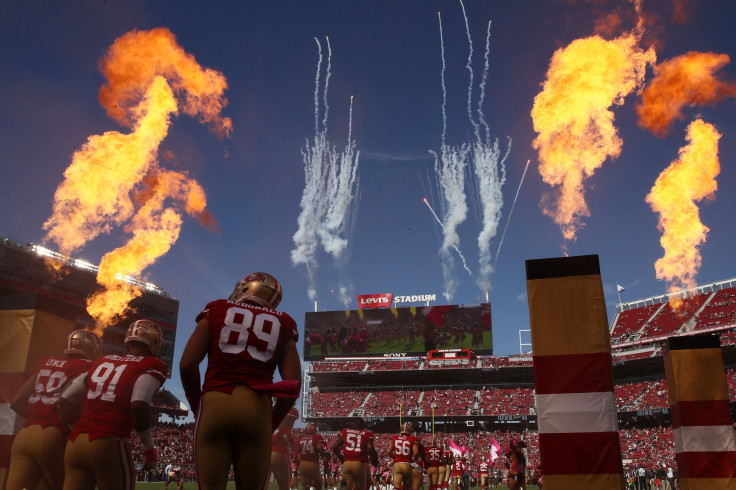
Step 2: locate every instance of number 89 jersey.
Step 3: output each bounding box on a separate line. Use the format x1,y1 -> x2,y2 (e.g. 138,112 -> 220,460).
199,299 -> 299,394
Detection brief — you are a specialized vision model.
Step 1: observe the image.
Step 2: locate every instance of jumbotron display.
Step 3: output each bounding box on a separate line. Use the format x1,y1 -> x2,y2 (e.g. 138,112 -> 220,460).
303,303 -> 492,360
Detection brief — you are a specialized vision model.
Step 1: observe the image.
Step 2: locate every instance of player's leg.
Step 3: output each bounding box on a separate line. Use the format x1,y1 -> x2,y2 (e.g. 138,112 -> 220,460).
37,426 -> 68,490
6,426 -> 42,490
62,434 -> 97,490
342,461 -> 357,490
271,451 -> 291,490
230,386 -> 272,490
91,437 -> 135,490
195,390 -> 238,490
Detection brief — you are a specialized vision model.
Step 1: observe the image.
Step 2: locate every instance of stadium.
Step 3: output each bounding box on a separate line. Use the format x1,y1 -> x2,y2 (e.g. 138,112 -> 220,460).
1,236 -> 735,489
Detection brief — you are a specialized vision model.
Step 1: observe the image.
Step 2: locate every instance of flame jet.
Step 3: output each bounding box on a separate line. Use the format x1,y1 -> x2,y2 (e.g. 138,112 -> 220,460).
646,119 -> 720,310
291,38 -> 360,305
637,51 -> 736,137
531,33 -> 655,244
43,27 -> 230,327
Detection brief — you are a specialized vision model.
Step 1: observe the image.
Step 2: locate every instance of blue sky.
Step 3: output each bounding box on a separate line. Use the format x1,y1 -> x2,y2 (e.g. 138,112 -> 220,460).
1,0 -> 735,415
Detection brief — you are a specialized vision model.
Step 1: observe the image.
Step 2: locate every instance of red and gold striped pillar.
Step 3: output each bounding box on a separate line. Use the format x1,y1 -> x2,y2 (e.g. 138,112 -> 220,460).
664,334 -> 736,489
526,254 -> 624,489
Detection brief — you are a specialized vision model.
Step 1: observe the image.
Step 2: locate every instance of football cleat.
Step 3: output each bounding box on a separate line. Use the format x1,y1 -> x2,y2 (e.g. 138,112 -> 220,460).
400,422 -> 413,435
65,329 -> 101,360
125,319 -> 162,357
229,272 -> 283,309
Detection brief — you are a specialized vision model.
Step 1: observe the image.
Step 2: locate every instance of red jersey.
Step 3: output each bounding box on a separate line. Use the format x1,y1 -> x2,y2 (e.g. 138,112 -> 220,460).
198,299 -> 299,394
390,434 -> 419,464
339,428 -> 373,462
272,427 -> 295,453
297,434 -> 324,462
443,449 -> 453,465
453,460 -> 466,476
479,462 -> 489,474
24,356 -> 92,432
424,445 -> 442,468
71,354 -> 166,441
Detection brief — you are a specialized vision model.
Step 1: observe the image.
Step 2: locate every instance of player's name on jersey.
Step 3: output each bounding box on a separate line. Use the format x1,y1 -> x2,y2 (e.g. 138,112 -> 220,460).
44,359 -> 69,367
105,354 -> 146,362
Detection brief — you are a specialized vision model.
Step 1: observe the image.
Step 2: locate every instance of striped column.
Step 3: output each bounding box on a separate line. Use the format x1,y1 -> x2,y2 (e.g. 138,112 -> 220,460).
664,334 -> 736,490
526,255 -> 624,489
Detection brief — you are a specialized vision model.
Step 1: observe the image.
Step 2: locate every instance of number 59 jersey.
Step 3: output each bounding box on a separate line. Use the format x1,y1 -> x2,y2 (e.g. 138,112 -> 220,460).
199,299 -> 299,394
70,354 -> 167,441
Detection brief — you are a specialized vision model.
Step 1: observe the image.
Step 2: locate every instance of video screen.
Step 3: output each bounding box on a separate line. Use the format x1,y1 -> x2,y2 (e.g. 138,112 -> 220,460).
303,303 -> 492,361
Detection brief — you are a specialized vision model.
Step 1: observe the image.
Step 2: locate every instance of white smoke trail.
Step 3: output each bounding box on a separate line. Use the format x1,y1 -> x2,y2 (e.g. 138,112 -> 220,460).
458,0 -> 480,140
292,38 -> 360,303
438,11 -> 448,147
495,159 -> 530,265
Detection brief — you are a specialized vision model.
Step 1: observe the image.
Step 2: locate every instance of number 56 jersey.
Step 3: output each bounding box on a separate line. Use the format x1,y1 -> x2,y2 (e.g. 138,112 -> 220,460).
199,299 -> 299,394
70,354 -> 167,441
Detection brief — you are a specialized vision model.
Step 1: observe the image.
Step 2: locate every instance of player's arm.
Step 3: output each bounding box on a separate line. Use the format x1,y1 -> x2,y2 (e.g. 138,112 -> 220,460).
131,373 -> 163,470
179,316 -> 210,416
58,373 -> 89,428
272,337 -> 302,430
369,438 -> 379,467
331,434 -> 344,456
9,374 -> 36,418
385,441 -> 394,458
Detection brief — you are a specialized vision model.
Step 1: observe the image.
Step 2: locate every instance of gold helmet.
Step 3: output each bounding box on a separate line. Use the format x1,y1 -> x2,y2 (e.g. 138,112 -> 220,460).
125,319 -> 162,357
65,329 -> 100,360
304,423 -> 317,435
400,422 -> 413,435
229,272 -> 283,309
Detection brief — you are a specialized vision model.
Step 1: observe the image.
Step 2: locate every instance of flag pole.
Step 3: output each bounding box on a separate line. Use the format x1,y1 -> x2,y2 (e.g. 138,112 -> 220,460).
432,404 -> 435,444
399,403 -> 402,428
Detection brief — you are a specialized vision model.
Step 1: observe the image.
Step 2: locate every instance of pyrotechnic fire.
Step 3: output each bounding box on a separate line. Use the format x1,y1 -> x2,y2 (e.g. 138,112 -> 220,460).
531,33 -> 655,243
43,27 -> 230,331
645,119 -> 720,312
637,51 -> 736,137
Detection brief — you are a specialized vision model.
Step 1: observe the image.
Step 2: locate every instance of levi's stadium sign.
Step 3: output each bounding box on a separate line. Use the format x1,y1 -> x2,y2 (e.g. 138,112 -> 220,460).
357,293 -> 393,309
357,293 -> 437,309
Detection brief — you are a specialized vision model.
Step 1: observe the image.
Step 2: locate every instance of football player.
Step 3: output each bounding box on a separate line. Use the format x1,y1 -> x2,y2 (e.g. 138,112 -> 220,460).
386,422 -> 420,490
180,272 -> 302,490
60,320 -> 167,490
6,329 -> 99,490
297,423 -> 325,490
269,406 -> 299,490
424,438 -> 443,490
165,462 -> 182,490
331,418 -> 378,490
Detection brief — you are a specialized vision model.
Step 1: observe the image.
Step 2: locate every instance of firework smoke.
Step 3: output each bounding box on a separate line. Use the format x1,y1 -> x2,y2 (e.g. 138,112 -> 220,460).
291,38 -> 361,306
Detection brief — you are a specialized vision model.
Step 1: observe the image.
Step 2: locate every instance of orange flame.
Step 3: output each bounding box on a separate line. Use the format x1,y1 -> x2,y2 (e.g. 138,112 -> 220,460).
42,28 -> 230,331
645,119 -> 720,311
636,51 -> 736,137
531,33 -> 656,243
98,27 -> 232,138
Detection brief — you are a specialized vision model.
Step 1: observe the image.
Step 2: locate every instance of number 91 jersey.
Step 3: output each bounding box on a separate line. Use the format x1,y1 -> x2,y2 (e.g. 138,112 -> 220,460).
200,299 -> 299,394
71,354 -> 167,441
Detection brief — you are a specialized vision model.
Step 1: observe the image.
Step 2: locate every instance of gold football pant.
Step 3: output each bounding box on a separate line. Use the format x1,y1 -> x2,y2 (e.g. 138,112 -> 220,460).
6,424 -> 66,490
63,433 -> 134,490
195,385 -> 272,490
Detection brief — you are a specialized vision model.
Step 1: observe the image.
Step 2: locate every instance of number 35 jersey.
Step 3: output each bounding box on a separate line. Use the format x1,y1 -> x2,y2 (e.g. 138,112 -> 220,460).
198,299 -> 299,395
70,354 -> 167,441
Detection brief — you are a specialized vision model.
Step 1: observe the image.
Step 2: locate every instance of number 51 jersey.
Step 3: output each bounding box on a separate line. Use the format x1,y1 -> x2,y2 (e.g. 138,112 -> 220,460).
199,299 -> 299,394
70,354 -> 167,441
